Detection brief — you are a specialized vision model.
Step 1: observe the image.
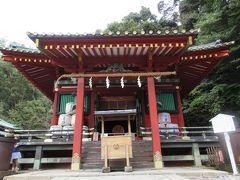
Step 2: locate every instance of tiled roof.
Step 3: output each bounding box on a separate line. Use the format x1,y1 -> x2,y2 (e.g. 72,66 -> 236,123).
0,119 -> 16,129
188,41 -> 234,52
27,29 -> 199,39
0,45 -> 41,54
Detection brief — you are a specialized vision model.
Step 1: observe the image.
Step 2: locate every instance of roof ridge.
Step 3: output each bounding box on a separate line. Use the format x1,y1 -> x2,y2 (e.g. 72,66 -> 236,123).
27,29 -> 199,38
0,45 -> 42,54
188,41 -> 234,51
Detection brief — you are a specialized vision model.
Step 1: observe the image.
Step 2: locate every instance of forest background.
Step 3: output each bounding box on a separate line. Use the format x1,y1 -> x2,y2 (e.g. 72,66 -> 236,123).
0,0 -> 239,129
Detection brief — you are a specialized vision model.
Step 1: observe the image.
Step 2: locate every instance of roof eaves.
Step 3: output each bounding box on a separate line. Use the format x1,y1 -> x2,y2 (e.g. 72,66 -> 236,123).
0,46 -> 42,54
0,119 -> 16,129
188,41 -> 234,52
27,29 -> 199,39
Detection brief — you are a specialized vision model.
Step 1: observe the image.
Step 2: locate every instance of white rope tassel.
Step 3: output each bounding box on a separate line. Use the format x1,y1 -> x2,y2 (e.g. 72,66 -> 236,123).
137,76 -> 141,87
106,76 -> 110,88
120,77 -> 124,88
89,77 -> 92,89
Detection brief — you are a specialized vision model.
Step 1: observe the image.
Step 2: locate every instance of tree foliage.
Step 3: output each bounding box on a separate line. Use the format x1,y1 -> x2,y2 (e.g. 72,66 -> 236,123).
180,0 -> 240,126
104,6 -> 178,32
8,98 -> 51,129
0,60 -> 52,129
158,0 -> 180,24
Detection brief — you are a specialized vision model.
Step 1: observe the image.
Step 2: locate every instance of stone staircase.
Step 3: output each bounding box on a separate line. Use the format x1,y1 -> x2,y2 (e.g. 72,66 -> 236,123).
81,140 -> 153,169
81,141 -> 103,169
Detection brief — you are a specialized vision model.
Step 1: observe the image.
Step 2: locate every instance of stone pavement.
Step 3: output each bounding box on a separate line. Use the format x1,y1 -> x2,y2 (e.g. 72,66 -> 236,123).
3,167 -> 240,180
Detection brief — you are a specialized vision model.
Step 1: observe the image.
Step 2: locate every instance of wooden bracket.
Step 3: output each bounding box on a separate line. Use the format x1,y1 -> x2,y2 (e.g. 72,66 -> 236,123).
147,50 -> 153,70
78,52 -> 84,72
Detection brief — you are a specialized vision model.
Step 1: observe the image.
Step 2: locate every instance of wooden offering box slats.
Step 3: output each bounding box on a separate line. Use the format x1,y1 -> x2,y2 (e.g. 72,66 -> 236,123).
101,135 -> 132,160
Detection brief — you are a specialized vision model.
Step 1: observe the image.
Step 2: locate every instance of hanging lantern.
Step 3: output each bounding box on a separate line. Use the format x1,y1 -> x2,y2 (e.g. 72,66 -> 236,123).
137,76 -> 141,87
106,76 -> 110,88
120,77 -> 124,88
89,77 -> 92,89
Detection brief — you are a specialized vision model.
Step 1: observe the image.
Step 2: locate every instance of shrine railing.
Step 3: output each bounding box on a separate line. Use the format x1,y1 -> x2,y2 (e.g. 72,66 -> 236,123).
13,129 -> 89,142
9,126 -> 218,142
140,126 -> 217,140
13,126 -> 220,170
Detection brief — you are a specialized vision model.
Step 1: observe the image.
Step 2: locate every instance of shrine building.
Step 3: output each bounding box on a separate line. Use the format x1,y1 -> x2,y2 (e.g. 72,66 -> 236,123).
0,30 -> 233,170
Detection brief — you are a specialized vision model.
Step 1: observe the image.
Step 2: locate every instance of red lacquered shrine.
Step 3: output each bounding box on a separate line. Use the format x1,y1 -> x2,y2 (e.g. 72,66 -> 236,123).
0,30 -> 233,170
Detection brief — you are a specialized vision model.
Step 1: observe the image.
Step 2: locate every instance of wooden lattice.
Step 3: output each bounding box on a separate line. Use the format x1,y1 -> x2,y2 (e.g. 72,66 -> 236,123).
206,146 -> 224,166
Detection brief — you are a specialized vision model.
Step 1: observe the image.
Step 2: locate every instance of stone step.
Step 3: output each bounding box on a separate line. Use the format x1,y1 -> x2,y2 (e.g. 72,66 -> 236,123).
82,152 -> 150,156
81,140 -> 154,169
81,163 -> 153,168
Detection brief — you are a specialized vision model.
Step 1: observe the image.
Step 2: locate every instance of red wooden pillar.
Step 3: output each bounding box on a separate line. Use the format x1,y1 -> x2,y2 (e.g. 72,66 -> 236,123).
51,92 -> 58,125
176,87 -> 185,128
71,78 -> 85,170
147,77 -> 163,168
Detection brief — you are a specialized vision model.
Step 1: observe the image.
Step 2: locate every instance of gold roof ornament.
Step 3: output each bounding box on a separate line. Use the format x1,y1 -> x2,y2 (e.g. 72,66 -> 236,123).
188,36 -> 193,45
190,29 -> 195,33
173,29 -> 178,34
35,39 -> 39,48
165,30 -> 170,34
181,29 -> 186,33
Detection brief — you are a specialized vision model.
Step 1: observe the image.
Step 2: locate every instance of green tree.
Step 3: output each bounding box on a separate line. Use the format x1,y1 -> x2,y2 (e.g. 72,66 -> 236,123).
158,0 -> 180,25
104,6 -> 178,33
180,0 -> 240,126
0,60 -> 52,129
179,0 -> 201,30
8,98 -> 52,129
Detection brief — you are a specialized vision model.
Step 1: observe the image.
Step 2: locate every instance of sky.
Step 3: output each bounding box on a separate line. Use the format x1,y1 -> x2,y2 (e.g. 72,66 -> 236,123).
0,0 -> 161,46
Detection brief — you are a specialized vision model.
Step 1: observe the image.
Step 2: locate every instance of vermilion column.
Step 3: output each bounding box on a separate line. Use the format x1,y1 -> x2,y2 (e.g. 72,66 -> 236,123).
71,78 -> 85,170
51,92 -> 58,125
147,77 -> 163,168
176,87 -> 185,128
